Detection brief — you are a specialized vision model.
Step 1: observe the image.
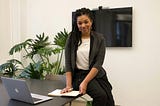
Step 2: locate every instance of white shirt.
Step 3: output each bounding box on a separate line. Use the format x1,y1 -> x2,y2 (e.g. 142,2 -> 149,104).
76,38 -> 90,70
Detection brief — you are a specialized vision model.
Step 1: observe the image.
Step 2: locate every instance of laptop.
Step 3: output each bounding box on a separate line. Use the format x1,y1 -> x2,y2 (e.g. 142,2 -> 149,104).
1,77 -> 53,104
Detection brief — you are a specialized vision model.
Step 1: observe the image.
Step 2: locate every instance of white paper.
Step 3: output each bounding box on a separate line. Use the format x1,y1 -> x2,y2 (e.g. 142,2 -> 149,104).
48,89 -> 80,97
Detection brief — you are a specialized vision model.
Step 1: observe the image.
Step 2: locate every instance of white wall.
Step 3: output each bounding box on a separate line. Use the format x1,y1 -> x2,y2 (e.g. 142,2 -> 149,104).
0,0 -> 21,64
1,0 -> 160,106
106,1 -> 160,106
0,0 -> 11,64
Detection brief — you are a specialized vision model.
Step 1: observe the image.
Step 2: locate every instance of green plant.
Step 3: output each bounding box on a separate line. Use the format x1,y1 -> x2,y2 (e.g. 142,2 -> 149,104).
86,101 -> 92,106
19,62 -> 44,79
9,33 -> 53,79
0,29 -> 69,79
52,28 -> 69,75
0,59 -> 24,77
9,33 -> 53,64
80,96 -> 92,106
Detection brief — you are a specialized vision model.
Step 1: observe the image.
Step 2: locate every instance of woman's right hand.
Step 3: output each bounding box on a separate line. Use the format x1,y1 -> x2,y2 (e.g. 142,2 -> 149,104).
60,87 -> 73,94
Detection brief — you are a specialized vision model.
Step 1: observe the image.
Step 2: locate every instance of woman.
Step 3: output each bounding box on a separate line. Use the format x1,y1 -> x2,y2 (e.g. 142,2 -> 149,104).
61,8 -> 115,106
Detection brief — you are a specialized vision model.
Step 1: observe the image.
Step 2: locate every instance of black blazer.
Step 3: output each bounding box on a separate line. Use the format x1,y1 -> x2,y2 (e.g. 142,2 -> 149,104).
65,31 -> 115,106
65,31 -> 106,78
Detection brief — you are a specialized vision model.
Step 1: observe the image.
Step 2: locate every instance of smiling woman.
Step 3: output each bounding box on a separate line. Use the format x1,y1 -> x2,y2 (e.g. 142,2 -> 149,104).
77,15 -> 92,38
62,8 -> 115,106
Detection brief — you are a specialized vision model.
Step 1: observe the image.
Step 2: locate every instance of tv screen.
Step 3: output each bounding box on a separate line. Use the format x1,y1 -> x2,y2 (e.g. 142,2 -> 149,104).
72,7 -> 132,47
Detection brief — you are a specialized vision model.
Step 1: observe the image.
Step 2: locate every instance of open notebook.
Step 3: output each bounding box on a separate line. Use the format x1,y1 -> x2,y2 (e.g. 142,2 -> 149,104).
48,89 -> 80,97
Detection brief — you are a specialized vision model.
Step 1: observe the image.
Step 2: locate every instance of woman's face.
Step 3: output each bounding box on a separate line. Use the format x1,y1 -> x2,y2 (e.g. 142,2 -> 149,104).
77,14 -> 92,35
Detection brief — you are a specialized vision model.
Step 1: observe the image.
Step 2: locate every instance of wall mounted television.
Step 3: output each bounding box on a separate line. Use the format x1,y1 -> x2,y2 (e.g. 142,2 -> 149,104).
72,7 -> 132,47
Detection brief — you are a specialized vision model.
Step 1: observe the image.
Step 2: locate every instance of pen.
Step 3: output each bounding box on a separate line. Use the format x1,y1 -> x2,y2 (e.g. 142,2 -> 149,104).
68,88 -> 73,91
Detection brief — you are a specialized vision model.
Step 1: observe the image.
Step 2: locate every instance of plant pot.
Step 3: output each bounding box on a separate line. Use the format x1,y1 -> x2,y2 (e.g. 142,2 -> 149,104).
45,74 -> 65,81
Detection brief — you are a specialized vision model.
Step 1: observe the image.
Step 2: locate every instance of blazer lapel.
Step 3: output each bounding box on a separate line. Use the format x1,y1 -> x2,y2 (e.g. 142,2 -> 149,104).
89,32 -> 96,68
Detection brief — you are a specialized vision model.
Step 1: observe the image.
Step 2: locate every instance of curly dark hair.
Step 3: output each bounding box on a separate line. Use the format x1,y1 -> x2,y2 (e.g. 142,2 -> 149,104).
71,8 -> 95,46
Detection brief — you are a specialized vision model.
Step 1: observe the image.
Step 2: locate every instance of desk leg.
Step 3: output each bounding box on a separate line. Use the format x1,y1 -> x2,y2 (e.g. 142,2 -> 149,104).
69,102 -> 72,106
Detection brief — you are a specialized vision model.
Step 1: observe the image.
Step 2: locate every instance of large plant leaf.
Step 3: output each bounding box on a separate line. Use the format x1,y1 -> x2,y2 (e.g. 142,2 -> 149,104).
26,33 -> 51,59
0,59 -> 23,77
19,62 -> 44,79
7,59 -> 24,67
36,47 -> 56,56
9,39 -> 33,55
54,28 -> 69,49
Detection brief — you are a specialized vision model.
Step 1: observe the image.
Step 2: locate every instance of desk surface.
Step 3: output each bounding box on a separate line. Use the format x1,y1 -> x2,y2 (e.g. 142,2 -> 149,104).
0,76 -> 78,106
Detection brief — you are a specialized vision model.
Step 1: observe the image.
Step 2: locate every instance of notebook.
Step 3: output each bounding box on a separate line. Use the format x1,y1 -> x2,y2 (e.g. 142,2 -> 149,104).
48,89 -> 80,97
1,77 -> 53,104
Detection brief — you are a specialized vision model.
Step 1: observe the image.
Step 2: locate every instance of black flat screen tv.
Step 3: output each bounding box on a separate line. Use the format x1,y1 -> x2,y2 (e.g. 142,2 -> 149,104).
72,7 -> 132,47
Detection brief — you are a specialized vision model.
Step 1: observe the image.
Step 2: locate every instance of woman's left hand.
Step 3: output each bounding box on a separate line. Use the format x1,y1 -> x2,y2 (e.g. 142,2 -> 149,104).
79,81 -> 88,94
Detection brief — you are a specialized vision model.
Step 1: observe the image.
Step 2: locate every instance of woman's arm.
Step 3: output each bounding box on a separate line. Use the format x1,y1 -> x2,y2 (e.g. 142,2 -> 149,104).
80,35 -> 106,94
79,67 -> 98,94
66,71 -> 72,88
61,35 -> 73,93
61,71 -> 73,93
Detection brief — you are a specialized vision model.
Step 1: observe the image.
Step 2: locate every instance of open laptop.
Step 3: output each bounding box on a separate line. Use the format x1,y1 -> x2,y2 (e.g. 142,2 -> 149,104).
1,77 -> 53,104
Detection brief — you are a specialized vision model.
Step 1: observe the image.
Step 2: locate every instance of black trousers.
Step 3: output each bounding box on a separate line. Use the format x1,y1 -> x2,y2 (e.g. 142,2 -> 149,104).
72,69 -> 114,106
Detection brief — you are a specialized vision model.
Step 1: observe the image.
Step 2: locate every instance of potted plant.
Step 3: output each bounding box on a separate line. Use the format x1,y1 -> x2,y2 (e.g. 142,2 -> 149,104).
0,29 -> 69,79
45,28 -> 69,79
0,59 -> 24,78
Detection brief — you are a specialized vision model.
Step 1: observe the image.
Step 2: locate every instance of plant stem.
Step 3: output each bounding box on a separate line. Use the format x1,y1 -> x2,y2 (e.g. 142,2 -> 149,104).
24,48 -> 36,63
